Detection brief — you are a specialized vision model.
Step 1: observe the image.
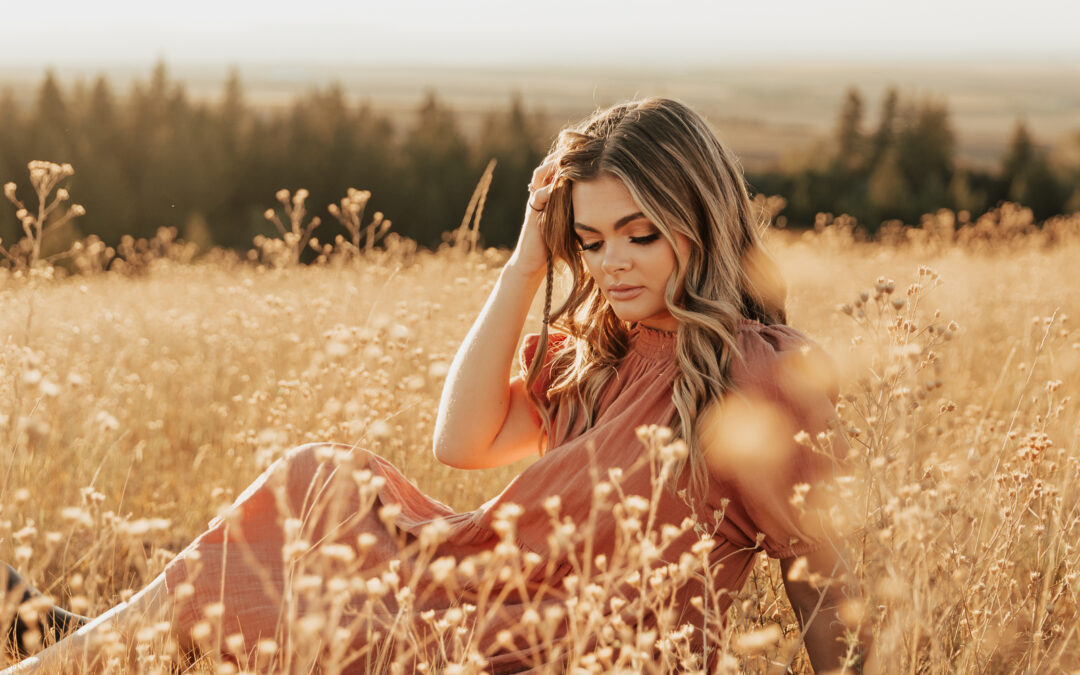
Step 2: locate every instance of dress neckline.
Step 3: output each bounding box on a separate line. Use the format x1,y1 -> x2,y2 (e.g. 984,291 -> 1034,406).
628,323 -> 676,358
627,318 -> 762,359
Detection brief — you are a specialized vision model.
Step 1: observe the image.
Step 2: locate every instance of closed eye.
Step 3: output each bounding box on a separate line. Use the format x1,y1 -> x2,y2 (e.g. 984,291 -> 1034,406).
576,233 -> 660,252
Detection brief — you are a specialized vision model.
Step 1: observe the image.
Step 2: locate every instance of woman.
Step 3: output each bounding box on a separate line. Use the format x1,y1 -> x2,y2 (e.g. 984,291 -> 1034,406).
2,97 -> 872,673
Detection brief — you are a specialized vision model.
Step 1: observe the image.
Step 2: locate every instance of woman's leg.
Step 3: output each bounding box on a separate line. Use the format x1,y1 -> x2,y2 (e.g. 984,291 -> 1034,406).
1,572 -> 175,675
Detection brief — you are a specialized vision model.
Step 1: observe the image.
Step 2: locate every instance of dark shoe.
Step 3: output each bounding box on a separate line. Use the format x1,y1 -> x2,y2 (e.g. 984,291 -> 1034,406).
2,562 -> 90,657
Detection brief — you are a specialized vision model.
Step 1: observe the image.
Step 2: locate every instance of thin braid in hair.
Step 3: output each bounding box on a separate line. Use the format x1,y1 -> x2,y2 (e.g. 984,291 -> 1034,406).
523,253 -> 557,455
542,255 -> 554,325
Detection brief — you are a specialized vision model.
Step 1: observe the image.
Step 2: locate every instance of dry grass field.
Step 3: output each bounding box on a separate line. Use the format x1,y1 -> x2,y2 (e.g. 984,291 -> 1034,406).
2,202 -> 1080,672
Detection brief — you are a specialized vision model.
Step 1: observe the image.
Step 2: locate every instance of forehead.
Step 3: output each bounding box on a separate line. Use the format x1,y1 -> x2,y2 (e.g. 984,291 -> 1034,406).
571,174 -> 641,227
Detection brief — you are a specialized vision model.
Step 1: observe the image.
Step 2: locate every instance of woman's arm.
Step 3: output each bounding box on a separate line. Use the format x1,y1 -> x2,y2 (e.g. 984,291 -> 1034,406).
431,264 -> 546,469
431,155 -> 557,470
780,543 -> 875,673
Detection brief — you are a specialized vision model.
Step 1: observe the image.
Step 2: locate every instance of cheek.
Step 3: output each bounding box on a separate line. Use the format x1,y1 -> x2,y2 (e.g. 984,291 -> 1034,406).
648,243 -> 679,285
581,253 -> 602,281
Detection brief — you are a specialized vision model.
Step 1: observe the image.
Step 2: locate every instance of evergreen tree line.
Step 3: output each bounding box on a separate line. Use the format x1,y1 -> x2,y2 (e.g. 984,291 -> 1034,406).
751,87 -> 1080,230
2,66 -> 1077,253
0,63 -> 548,253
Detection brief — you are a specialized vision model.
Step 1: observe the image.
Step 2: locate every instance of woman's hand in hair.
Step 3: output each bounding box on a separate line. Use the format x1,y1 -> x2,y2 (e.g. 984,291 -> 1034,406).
507,154 -> 558,281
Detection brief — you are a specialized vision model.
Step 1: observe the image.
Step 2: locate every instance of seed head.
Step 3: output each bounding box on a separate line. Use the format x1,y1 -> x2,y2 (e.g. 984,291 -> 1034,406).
320,543 -> 356,564
225,633 -> 246,654
624,495 -> 649,516
190,621 -> 212,643
733,624 -> 782,654
543,495 -> 561,516
257,639 -> 278,656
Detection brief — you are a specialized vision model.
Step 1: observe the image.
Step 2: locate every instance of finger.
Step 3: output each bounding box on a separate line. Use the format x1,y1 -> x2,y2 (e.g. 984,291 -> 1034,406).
531,184 -> 554,208
540,163 -> 558,183
530,165 -> 557,190
534,156 -> 558,176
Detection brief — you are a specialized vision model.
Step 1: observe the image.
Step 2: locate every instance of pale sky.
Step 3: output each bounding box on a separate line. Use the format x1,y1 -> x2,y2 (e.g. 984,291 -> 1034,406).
2,0 -> 1078,68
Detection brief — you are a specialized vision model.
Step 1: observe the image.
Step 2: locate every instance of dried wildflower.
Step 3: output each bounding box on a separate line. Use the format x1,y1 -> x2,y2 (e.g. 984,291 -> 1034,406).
365,577 -> 388,596
320,543 -> 356,564
623,495 -> 649,516
542,494 -> 562,517
420,518 -> 451,547
733,624 -> 782,654
691,536 -> 715,556
785,555 -> 809,582
429,556 -> 456,583
224,632 -> 246,654
789,482 -> 811,508
495,630 -> 515,647
593,481 -> 613,500
190,621 -> 213,643
296,614 -> 325,639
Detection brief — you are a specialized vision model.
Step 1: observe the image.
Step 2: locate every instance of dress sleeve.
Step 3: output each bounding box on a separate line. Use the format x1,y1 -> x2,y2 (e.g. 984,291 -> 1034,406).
518,332 -> 567,427
705,323 -> 851,559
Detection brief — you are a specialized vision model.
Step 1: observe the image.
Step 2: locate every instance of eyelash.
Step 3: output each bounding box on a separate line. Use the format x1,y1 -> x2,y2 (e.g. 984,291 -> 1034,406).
577,233 -> 660,252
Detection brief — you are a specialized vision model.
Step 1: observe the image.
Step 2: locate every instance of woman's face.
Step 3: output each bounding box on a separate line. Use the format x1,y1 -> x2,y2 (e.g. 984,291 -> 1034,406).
570,173 -> 692,332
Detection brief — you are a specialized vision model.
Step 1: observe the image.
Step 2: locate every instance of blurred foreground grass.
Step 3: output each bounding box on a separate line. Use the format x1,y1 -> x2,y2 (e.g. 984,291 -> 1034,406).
2,222 -> 1080,672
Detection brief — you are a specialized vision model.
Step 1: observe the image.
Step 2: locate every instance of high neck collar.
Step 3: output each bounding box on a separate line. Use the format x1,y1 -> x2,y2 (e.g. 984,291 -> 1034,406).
628,323 -> 677,358
626,318 -> 762,359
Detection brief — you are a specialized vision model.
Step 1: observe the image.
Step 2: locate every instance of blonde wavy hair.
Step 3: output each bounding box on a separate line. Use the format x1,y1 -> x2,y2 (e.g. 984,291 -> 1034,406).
524,96 -> 788,499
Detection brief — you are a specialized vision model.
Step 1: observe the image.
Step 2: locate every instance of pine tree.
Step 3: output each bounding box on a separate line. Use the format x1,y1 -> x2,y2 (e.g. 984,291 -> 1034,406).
1001,120 -> 1035,192
401,90 -> 475,247
895,97 -> 954,213
834,87 -> 865,173
1001,121 -> 1062,218
869,87 -> 898,171
32,70 -> 73,161
867,146 -> 911,223
72,75 -> 135,243
472,92 -> 545,247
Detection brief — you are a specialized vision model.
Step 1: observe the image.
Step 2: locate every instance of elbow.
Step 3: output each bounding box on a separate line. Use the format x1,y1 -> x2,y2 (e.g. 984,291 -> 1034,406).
432,440 -> 479,470
432,420 -> 468,468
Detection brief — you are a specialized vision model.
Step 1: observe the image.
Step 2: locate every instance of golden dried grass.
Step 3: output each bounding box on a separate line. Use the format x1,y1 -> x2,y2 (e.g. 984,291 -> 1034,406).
1,207 -> 1079,672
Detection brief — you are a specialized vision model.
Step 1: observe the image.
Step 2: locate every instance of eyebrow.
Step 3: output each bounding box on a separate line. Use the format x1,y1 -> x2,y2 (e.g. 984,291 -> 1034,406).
572,212 -> 647,233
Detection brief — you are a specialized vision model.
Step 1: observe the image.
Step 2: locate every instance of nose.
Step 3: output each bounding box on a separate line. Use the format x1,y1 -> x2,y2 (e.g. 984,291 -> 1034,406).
600,242 -> 631,275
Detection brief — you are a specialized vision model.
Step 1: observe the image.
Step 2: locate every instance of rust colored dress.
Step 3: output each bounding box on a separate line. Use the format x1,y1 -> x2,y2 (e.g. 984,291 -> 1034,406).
163,318 -> 850,673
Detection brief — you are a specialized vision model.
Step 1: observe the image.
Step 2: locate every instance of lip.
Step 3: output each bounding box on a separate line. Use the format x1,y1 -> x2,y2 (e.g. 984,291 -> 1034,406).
608,285 -> 644,301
